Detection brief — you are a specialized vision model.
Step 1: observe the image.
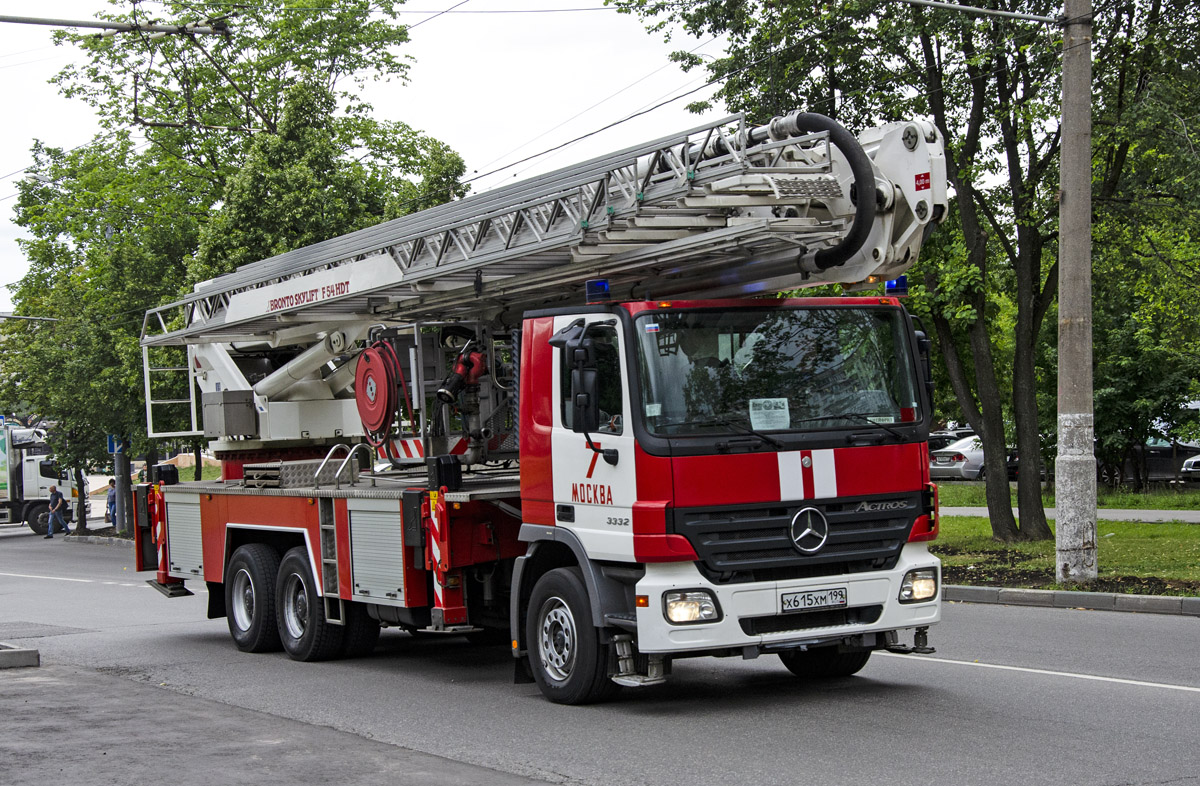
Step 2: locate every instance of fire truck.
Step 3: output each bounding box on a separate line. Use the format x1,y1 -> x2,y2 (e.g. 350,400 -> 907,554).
136,111 -> 948,704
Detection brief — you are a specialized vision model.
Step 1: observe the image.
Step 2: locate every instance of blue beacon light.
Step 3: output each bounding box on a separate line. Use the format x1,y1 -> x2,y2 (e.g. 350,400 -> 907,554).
585,278 -> 612,304
885,275 -> 909,297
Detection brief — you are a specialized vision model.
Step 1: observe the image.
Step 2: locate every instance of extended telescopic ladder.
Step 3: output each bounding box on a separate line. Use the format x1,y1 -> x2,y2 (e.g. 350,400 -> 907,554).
141,111 -> 946,438
141,111 -> 945,350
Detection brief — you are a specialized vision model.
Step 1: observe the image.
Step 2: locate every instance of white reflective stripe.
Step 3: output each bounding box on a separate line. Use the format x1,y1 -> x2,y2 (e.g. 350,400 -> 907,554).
811,449 -> 837,498
777,452 -> 805,500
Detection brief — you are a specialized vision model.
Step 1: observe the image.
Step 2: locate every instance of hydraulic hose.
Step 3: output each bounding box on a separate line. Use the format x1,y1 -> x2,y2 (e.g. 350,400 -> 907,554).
764,112 -> 877,270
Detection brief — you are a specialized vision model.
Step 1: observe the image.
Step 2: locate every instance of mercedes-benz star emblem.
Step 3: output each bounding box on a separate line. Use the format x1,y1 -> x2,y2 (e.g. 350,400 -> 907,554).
789,507 -> 830,554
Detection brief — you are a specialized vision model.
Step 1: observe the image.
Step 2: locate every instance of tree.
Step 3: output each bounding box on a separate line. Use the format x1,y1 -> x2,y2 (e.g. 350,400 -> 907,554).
0,3 -> 466,528
1089,0 -> 1200,487
618,0 -> 1200,540
619,0 -> 1061,539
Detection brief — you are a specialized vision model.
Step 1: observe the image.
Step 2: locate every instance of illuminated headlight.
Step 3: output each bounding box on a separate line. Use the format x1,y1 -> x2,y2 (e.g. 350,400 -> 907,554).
663,590 -> 721,624
899,568 -> 939,603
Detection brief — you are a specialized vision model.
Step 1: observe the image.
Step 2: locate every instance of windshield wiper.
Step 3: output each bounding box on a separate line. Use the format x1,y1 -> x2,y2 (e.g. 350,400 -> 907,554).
826,412 -> 906,440
664,413 -> 785,450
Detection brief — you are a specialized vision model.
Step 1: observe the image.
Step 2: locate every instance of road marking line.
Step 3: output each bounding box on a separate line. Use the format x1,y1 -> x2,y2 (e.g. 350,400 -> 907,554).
882,652 -> 1200,693
0,571 -> 94,583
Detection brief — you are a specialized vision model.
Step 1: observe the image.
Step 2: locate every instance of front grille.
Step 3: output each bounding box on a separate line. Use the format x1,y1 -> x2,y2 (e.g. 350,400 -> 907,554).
671,492 -> 921,583
740,605 -> 883,635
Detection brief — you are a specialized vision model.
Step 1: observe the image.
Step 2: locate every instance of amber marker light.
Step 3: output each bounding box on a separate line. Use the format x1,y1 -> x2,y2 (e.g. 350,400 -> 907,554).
635,595 -> 650,608
657,301 -> 672,308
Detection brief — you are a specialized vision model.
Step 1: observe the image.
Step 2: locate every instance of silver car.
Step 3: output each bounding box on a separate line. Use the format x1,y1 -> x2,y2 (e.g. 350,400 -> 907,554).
929,435 -> 986,480
1180,454 -> 1200,482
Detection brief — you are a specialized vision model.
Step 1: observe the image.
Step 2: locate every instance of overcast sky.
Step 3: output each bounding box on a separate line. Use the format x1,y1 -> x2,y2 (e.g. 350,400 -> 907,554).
0,1 -> 725,313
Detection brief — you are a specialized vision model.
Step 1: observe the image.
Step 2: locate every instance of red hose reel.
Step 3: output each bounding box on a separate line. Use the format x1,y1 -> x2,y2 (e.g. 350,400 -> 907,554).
354,341 -> 413,447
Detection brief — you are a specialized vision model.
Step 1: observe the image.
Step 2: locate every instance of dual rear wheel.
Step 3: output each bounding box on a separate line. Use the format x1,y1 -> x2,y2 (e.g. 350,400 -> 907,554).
225,544 -> 380,661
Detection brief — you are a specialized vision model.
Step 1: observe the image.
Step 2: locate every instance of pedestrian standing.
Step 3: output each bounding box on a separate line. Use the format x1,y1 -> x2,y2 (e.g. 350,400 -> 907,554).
45,485 -> 70,539
105,478 -> 117,524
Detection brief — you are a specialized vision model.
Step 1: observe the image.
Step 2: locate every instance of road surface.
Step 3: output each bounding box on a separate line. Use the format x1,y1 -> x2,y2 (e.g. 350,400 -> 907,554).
2,525 -> 1197,785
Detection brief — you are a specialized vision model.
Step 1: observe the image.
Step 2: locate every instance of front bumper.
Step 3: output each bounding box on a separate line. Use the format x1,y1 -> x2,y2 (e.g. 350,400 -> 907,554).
633,543 -> 940,654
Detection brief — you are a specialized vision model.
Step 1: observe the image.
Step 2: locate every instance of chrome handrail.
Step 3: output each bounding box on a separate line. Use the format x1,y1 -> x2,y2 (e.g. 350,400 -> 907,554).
313,444 -> 352,489
334,443 -> 373,490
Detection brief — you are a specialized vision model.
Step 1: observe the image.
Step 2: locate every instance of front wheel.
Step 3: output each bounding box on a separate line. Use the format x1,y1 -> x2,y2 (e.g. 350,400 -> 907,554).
526,567 -> 618,705
276,547 -> 344,661
225,544 -> 283,653
25,504 -> 49,536
778,647 -> 871,679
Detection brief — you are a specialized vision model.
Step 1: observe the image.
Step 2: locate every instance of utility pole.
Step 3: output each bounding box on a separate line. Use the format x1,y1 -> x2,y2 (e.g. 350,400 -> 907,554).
1055,0 -> 1097,583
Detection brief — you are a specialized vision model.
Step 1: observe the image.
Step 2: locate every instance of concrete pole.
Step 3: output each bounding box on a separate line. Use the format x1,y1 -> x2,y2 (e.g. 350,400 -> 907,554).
1055,0 -> 1097,583
114,445 -> 132,537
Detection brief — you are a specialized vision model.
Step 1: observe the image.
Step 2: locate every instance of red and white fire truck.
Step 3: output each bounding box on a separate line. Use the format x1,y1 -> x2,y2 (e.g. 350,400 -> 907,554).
136,111 -> 948,703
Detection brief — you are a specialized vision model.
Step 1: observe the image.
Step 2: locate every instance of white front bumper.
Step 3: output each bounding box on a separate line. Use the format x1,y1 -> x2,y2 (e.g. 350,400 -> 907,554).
634,543 -> 941,654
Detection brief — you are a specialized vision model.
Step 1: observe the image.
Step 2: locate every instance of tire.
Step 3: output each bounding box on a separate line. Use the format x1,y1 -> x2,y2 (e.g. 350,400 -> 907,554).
977,466 -> 986,482
25,504 -> 49,536
1099,463 -> 1122,488
276,546 -> 344,662
525,567 -> 618,705
339,601 -> 381,658
224,544 -> 283,653
778,647 -> 871,679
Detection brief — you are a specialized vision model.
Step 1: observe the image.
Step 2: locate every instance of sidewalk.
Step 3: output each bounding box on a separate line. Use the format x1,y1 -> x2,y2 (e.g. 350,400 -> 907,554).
940,506 -> 1200,523
0,665 -> 538,786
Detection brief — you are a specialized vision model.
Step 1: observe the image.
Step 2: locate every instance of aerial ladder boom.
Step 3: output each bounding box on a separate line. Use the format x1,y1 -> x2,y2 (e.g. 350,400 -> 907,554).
142,111 -> 945,348
141,111 -> 946,442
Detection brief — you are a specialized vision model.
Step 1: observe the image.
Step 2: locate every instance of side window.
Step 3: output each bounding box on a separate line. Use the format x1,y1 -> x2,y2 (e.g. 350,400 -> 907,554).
39,460 -> 61,480
560,325 -> 624,434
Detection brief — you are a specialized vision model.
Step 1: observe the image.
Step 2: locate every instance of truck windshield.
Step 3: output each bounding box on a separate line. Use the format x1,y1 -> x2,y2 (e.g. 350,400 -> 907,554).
634,306 -> 920,437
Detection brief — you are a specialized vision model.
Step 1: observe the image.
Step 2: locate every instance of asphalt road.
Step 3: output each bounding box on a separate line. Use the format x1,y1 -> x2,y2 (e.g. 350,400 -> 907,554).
2,524 -> 1198,786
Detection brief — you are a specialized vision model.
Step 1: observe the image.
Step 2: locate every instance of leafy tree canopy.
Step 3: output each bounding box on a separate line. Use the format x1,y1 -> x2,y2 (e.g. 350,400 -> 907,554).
617,0 -> 1200,539
1,2 -> 467,488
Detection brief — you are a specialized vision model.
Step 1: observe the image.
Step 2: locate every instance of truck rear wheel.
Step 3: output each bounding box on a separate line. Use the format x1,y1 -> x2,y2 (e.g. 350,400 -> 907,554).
276,546 -> 343,661
225,544 -> 283,653
778,647 -> 871,679
25,504 -> 49,536
526,567 -> 618,705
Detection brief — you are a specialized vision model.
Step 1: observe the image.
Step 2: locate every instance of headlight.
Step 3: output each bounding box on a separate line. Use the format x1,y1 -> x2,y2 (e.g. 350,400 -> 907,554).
663,590 -> 721,623
899,568 -> 938,603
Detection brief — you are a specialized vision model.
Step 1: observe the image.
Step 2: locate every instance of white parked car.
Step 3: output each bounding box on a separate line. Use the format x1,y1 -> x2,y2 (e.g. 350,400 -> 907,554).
929,435 -> 985,481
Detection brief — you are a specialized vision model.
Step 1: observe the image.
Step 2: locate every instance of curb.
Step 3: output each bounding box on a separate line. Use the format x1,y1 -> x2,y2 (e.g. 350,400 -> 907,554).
63,534 -> 133,547
945,585 -> 1200,616
0,642 -> 40,669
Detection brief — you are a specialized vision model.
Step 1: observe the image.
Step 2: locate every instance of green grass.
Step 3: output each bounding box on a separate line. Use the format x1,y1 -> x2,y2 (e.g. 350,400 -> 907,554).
935,481 -> 1200,510
932,515 -> 1200,594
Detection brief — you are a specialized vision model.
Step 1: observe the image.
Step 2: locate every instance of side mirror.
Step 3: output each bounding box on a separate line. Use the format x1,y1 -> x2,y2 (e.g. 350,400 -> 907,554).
571,366 -> 601,433
549,318 -> 602,435
914,329 -> 935,401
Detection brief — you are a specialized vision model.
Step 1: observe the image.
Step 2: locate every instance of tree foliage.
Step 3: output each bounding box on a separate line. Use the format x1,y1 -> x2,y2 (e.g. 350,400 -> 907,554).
618,0 -> 1200,539
0,2 -> 466,494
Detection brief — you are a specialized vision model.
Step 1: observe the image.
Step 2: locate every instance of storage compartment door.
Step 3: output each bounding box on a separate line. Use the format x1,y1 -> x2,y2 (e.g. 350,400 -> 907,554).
166,498 -> 204,578
349,499 -> 406,603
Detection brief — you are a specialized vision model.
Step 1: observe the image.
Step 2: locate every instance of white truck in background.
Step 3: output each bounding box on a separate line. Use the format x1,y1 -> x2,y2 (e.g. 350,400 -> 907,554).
0,419 -> 88,534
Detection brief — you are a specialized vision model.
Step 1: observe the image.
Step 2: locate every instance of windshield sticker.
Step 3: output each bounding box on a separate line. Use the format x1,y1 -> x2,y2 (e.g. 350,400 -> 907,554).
645,403 -> 662,417
867,416 -> 896,424
644,323 -> 660,333
749,398 -> 789,430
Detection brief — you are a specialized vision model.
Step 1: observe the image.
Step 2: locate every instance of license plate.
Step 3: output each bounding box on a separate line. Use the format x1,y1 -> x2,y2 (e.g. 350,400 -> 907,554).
936,456 -> 951,464
781,587 -> 848,613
